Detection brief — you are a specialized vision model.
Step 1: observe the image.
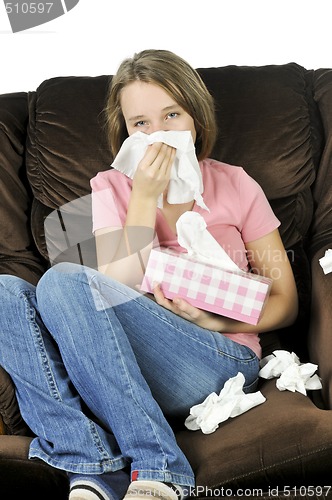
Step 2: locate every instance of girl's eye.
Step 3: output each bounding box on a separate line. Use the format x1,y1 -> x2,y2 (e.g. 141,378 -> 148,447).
134,120 -> 147,127
167,112 -> 178,120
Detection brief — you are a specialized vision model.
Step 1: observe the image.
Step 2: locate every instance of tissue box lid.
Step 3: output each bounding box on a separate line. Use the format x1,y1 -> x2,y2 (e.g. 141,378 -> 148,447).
140,249 -> 272,325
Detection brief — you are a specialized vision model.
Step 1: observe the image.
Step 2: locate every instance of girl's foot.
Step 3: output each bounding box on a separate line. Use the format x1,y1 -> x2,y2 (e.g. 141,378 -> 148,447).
68,469 -> 130,500
123,480 -> 185,499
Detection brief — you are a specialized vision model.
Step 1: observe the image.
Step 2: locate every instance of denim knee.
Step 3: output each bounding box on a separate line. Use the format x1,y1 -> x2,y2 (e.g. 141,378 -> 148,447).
0,275 -> 37,314
0,275 -> 37,354
37,262 -> 86,298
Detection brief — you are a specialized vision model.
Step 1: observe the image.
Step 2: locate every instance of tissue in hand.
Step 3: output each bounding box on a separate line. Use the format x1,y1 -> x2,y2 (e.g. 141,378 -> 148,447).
111,130 -> 209,210
140,212 -> 273,325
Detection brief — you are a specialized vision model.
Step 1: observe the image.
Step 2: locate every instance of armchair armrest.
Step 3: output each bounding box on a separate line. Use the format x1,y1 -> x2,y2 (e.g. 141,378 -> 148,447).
308,244 -> 332,409
0,366 -> 33,436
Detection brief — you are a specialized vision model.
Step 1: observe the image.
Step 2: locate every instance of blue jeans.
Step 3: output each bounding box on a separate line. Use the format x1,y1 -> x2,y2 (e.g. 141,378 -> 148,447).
0,262 -> 259,487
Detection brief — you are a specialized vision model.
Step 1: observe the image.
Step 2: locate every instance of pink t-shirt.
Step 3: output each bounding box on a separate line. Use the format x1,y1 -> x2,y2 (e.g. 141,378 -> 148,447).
90,159 -> 280,358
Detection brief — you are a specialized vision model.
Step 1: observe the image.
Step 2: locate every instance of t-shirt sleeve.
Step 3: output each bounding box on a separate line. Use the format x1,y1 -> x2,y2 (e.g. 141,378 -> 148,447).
90,171 -> 124,233
239,169 -> 280,242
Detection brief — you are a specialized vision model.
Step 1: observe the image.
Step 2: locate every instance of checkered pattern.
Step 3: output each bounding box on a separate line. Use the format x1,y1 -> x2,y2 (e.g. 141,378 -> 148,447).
140,249 -> 272,325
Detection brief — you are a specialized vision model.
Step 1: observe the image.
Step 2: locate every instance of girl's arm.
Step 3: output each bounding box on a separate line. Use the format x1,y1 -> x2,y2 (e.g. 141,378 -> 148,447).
95,143 -> 175,288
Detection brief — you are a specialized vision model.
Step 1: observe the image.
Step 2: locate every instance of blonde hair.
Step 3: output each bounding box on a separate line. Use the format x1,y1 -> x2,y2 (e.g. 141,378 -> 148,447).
105,49 -> 217,161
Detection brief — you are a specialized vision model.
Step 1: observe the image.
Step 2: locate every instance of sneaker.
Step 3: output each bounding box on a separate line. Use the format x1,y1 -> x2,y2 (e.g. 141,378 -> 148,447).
68,470 -> 130,500
69,478 -> 110,500
123,480 -> 185,499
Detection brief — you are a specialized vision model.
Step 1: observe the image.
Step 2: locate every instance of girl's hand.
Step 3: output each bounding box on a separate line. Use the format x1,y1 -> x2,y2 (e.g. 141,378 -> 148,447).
132,142 -> 176,202
152,283 -> 225,331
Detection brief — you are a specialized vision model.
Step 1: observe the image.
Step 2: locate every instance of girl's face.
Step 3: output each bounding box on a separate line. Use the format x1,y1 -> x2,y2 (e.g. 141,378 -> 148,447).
120,81 -> 197,142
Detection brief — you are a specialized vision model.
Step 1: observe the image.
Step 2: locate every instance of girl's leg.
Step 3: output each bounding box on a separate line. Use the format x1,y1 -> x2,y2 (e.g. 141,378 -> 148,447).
112,283 -> 260,417
35,262 -> 259,488
36,263 -> 195,489
0,275 -> 126,476
78,265 -> 259,417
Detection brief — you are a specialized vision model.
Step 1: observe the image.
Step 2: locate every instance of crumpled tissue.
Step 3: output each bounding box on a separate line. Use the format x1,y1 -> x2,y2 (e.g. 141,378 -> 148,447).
319,249 -> 332,274
176,211 -> 241,272
259,350 -> 322,395
184,372 -> 266,434
111,130 -> 209,210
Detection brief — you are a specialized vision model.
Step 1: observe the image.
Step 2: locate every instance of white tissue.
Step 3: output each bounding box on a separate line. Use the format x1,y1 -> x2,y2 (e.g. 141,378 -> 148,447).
176,212 -> 240,272
319,249 -> 332,274
259,350 -> 322,396
111,130 -> 209,210
185,349 -> 322,434
185,372 -> 266,434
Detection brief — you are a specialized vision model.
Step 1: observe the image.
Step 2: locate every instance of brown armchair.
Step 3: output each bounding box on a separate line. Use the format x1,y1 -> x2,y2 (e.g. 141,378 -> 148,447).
1,63 -> 332,499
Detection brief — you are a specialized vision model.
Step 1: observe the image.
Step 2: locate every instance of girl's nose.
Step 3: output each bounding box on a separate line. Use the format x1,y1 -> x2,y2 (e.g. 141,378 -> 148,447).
148,124 -> 160,134
148,121 -> 168,134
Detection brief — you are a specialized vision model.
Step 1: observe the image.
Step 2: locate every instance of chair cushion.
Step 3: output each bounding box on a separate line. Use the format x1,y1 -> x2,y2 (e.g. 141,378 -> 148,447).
0,92 -> 45,284
26,75 -> 112,262
309,69 -> 332,257
198,63 -> 323,250
176,380 -> 332,492
0,367 -> 32,436
0,456 -> 68,500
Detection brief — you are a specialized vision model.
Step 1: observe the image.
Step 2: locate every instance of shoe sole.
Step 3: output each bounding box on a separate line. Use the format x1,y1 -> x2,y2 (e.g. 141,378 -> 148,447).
124,480 -> 180,499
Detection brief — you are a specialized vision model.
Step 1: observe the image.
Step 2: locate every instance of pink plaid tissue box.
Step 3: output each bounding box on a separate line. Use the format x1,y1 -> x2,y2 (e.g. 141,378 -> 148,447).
140,249 -> 273,325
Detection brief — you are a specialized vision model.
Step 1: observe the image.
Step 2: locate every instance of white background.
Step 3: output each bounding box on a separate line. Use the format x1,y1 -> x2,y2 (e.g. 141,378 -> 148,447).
0,0 -> 331,94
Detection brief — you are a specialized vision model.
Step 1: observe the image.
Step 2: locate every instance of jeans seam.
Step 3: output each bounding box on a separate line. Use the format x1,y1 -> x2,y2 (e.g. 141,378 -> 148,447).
89,275 -> 169,469
24,293 -> 63,402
